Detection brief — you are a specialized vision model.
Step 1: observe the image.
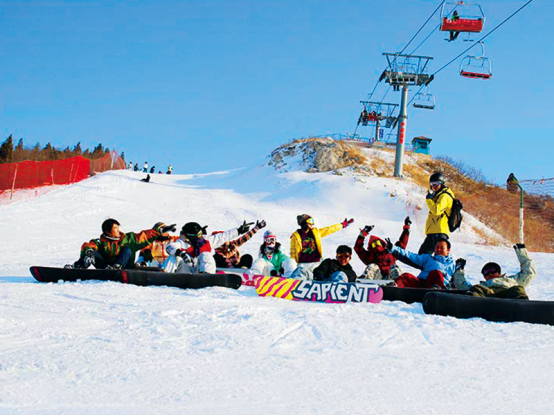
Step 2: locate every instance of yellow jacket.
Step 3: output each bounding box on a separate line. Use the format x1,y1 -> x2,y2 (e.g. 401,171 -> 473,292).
290,223 -> 344,263
425,187 -> 455,235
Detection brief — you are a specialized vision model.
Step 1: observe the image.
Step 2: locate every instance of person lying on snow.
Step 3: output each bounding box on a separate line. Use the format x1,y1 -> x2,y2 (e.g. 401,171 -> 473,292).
354,216 -> 412,280
290,214 -> 354,279
313,245 -> 357,283
451,244 -> 536,299
213,220 -> 266,269
250,230 -> 297,278
164,220 -> 254,274
66,219 -> 173,270
386,237 -> 456,289
136,222 -> 178,268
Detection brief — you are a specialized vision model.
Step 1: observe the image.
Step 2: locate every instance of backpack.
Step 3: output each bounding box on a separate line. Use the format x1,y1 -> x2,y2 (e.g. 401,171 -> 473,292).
444,192 -> 463,232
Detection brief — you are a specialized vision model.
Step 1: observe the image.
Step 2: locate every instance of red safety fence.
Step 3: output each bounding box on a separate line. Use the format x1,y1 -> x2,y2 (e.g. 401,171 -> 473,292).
89,151 -> 126,174
0,151 -> 126,198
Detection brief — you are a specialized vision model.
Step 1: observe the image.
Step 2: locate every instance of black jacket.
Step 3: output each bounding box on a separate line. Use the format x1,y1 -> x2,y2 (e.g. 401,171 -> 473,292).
313,258 -> 357,283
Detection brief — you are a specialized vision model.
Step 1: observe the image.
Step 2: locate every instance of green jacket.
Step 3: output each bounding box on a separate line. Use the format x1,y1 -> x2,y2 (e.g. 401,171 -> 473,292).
81,228 -> 161,263
263,250 -> 292,270
452,246 -> 536,290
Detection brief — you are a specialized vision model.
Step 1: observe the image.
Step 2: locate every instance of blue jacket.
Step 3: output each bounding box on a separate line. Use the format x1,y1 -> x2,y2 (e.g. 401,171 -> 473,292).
390,245 -> 456,284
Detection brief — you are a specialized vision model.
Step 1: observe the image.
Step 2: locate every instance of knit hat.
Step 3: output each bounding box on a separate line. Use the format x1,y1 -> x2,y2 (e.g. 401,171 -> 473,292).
264,230 -> 277,240
297,214 -> 313,225
481,262 -> 501,276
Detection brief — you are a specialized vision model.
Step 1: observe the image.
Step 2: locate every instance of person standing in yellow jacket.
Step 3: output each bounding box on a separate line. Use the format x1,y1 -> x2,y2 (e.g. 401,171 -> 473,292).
290,214 -> 354,279
419,172 -> 455,255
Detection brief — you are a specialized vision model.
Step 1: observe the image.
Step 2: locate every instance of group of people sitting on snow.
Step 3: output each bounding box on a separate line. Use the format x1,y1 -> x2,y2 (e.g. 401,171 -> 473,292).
66,172 -> 537,300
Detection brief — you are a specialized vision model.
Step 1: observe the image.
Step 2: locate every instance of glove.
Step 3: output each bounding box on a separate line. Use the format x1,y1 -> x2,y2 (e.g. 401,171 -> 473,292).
426,191 -> 435,200
342,218 -> 354,228
160,223 -> 177,234
404,216 -> 412,226
384,238 -> 393,252
201,225 -> 208,236
270,269 -> 279,277
180,252 -> 193,264
237,221 -> 254,234
360,225 -> 375,237
84,248 -> 94,258
256,220 -> 267,229
455,258 -> 466,271
514,243 -> 526,249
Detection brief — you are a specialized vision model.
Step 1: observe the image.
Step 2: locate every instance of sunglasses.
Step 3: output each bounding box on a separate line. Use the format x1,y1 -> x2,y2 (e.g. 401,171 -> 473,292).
482,268 -> 497,277
337,253 -> 351,259
305,218 -> 315,225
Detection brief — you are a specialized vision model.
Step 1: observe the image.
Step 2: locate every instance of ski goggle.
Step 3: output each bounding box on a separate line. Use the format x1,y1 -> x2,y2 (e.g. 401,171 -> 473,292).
337,253 -> 351,259
430,181 -> 443,187
371,240 -> 382,248
305,218 -> 315,225
264,237 -> 277,244
184,230 -> 203,238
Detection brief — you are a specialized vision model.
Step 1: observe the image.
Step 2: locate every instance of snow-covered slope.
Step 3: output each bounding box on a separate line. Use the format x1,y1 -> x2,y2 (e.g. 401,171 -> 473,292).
1,161 -> 554,414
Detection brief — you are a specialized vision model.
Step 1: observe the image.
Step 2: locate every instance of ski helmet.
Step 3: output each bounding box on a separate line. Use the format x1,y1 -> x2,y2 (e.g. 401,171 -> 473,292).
181,222 -> 203,238
429,172 -> 446,185
481,262 -> 501,277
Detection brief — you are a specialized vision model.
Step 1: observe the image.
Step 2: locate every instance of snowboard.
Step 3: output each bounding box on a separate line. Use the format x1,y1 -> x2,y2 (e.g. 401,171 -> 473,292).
30,266 -> 241,290
382,286 -> 469,304
423,291 -> 554,326
254,275 -> 383,304
216,269 -> 264,287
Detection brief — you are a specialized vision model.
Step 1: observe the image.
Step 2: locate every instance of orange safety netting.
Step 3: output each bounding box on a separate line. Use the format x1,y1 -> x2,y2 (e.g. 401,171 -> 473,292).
0,156 -> 91,192
89,151 -> 126,174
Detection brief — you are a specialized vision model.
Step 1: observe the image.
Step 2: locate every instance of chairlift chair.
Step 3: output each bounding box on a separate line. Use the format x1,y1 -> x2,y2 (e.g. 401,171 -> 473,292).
440,1 -> 485,34
460,41 -> 492,79
412,87 -> 436,110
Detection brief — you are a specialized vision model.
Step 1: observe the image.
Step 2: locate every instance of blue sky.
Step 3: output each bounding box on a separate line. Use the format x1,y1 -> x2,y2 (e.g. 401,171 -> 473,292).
1,0 -> 550,183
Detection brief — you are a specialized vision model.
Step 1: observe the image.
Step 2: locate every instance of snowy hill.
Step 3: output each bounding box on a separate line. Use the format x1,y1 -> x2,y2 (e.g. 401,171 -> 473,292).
2,150 -> 554,414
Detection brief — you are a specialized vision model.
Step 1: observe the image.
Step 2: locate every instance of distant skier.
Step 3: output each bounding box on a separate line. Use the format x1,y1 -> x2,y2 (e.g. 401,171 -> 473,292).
419,172 -> 454,255
250,230 -> 297,277
354,217 -> 411,280
150,166 -> 156,174
143,161 -> 148,172
133,163 -> 139,172
66,219 -> 173,270
313,245 -> 357,283
167,164 -> 173,175
164,220 -> 255,274
214,220 -> 266,269
448,10 -> 460,41
128,161 -> 133,170
290,214 -> 354,279
452,244 -> 536,299
141,174 -> 150,183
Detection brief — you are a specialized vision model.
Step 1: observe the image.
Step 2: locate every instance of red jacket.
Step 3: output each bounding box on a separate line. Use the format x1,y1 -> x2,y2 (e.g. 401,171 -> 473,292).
354,225 -> 410,277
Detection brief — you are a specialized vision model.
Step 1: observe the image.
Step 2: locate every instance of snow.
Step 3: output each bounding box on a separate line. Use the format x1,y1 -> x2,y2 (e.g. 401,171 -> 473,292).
1,164 -> 554,414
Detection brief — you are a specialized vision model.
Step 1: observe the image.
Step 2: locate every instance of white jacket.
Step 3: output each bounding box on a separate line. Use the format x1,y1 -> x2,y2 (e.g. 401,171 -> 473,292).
166,228 -> 239,258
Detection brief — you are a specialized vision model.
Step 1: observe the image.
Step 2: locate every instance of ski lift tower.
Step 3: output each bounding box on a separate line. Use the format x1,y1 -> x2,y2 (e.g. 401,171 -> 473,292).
380,53 -> 433,177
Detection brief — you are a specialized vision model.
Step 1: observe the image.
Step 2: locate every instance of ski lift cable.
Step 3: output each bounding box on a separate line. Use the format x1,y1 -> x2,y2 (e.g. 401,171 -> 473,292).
408,0 -> 534,105
432,0 -> 534,77
410,23 -> 440,55
372,1 -> 445,105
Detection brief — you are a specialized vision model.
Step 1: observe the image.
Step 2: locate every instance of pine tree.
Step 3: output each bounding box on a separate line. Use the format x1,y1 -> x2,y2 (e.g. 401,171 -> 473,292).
0,135 -> 14,163
73,142 -> 82,156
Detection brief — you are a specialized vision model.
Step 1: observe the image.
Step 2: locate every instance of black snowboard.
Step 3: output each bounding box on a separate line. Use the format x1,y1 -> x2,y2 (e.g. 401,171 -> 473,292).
30,266 -> 241,290
382,286 -> 469,304
423,292 -> 554,326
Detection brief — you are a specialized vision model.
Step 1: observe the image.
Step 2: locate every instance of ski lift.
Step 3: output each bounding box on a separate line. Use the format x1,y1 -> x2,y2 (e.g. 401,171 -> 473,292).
440,2 -> 485,34
412,87 -> 436,110
460,41 -> 492,79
